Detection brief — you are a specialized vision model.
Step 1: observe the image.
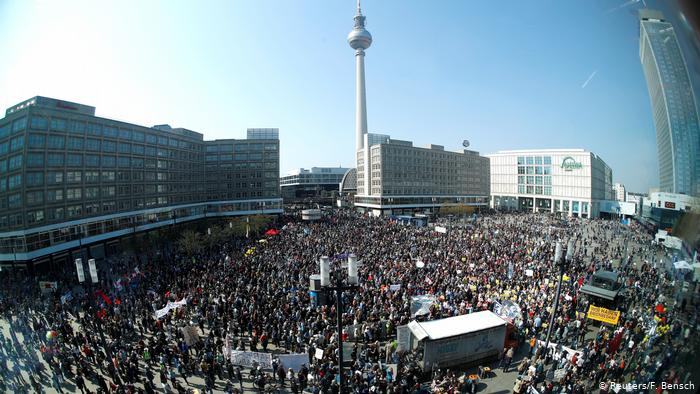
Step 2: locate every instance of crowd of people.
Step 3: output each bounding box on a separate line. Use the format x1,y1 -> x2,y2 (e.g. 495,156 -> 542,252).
0,209 -> 697,393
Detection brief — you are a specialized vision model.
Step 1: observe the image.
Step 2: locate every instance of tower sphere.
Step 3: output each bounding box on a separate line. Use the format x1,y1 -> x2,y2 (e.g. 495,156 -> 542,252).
348,18 -> 372,49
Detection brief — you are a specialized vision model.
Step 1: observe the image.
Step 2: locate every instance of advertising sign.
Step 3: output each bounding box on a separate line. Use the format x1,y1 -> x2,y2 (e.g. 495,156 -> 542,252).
88,258 -> 98,283
586,305 -> 620,325
560,156 -> 583,171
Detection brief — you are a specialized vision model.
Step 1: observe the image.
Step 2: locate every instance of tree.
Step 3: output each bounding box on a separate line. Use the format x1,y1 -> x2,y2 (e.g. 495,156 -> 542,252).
178,230 -> 202,256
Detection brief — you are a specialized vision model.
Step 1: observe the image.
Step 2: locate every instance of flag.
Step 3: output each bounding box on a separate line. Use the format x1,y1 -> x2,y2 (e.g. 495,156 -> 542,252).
95,290 -> 112,305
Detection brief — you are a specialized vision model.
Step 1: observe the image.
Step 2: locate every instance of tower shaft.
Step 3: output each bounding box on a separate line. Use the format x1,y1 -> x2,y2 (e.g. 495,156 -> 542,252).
355,49 -> 368,152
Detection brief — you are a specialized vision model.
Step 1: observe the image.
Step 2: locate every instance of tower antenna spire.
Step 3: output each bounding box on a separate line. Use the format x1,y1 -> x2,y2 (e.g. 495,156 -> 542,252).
357,0 -> 361,14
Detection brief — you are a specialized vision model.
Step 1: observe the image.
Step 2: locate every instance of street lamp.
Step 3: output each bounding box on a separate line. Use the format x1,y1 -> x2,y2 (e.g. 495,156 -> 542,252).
544,239 -> 574,350
317,254 -> 359,394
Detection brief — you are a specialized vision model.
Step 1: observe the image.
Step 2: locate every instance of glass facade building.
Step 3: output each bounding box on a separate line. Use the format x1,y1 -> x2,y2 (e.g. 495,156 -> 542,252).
639,9 -> 700,197
280,167 -> 351,201
0,97 -> 281,262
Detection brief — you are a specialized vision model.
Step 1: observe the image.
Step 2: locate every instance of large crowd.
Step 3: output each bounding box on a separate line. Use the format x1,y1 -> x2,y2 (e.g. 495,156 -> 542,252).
0,210 -> 697,393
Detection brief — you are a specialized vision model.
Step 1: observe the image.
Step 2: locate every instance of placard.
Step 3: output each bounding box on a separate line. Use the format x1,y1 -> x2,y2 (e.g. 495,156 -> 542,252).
314,348 -> 324,360
586,305 -> 620,325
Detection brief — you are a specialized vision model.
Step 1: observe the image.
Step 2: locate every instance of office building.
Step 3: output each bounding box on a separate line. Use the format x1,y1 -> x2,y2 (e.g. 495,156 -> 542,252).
280,167 -> 351,201
0,96 -> 281,264
639,9 -> 700,196
613,183 -> 627,202
354,134 -> 490,216
487,149 -> 613,218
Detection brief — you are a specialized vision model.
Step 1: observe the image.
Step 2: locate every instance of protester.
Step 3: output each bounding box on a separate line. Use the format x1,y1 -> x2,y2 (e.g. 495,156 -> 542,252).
0,209 -> 696,393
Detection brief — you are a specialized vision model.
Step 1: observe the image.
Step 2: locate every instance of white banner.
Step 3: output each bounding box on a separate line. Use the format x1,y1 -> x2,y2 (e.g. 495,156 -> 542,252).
154,298 -> 188,319
389,284 -> 402,291
75,258 -> 85,283
88,259 -> 98,283
314,348 -> 324,360
396,325 -> 411,352
434,226 -> 447,234
229,351 -> 273,369
279,354 -> 308,372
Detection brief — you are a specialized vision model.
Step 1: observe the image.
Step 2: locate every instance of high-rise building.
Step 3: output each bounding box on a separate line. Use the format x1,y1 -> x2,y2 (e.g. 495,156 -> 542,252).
613,183 -> 627,202
0,96 -> 281,264
639,9 -> 700,197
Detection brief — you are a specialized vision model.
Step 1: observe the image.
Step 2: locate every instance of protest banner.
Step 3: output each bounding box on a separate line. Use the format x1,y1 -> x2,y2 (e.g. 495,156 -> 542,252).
75,259 -> 85,283
586,305 -> 620,325
279,353 -> 308,371
389,284 -> 402,291
229,350 -> 273,369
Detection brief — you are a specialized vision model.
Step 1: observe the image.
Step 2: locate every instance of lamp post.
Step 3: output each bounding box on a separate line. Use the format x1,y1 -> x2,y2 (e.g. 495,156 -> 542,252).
318,254 -> 359,394
544,239 -> 574,350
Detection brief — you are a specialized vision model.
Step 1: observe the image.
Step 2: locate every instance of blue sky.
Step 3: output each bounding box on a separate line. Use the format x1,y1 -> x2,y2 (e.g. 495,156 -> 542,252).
0,0 -> 658,191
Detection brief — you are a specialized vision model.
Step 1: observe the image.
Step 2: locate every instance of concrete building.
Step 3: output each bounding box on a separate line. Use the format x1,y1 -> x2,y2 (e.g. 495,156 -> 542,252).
280,167 -> 351,201
613,183 -> 627,202
354,134 -> 490,216
639,9 -> 700,196
0,96 -> 281,264
487,149 -> 613,218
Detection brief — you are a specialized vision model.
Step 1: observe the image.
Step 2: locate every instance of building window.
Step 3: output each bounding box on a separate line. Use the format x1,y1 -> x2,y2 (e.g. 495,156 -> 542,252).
119,129 -> 132,140
26,153 -> 43,168
9,154 -> 23,170
85,155 -> 99,167
8,193 -> 21,208
117,157 -> 130,167
69,121 -> 85,134
26,172 -> 43,187
544,186 -> 552,195
31,117 -> 49,130
543,156 -> 551,165
85,138 -> 101,151
68,137 -> 84,150
66,188 -> 82,200
67,171 -> 82,183
85,171 -> 99,182
26,191 -> 43,205
8,174 -> 21,190
535,186 -> 543,195
67,205 -> 82,218
101,156 -> 116,167
101,171 -> 115,181
47,172 -> 63,184
27,210 -> 45,224
10,136 -> 25,151
48,135 -> 65,149
526,186 -> 534,194
50,118 -> 67,132
87,123 -> 102,136
47,153 -> 64,167
103,126 -> 118,138
526,156 -> 534,165
102,141 -> 116,153
67,154 -> 83,166
28,134 -> 45,148
85,187 -> 99,199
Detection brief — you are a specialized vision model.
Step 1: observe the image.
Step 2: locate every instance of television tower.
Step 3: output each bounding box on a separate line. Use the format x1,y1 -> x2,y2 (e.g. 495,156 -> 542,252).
347,0 -> 372,153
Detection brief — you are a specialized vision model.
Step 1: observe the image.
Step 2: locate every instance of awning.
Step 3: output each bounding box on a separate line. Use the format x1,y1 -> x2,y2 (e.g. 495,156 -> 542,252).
579,285 -> 618,301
